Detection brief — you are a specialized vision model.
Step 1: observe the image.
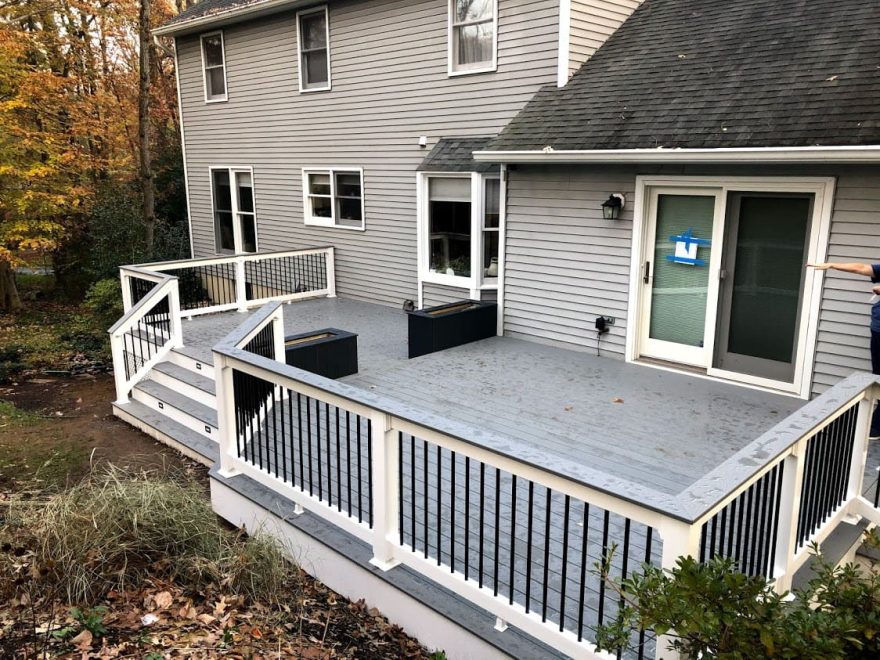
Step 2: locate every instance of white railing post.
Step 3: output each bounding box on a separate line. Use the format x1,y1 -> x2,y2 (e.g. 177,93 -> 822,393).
272,308 -> 286,364
325,247 -> 337,298
771,448 -> 806,594
369,412 -> 401,571
235,256 -> 248,312
110,332 -> 129,404
214,352 -> 240,478
169,279 -> 184,349
120,270 -> 133,312
846,395 -> 874,504
655,518 -> 702,660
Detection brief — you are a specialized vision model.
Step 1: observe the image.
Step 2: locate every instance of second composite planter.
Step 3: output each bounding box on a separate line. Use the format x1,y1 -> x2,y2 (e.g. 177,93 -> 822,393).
407,300 -> 497,359
284,328 -> 358,379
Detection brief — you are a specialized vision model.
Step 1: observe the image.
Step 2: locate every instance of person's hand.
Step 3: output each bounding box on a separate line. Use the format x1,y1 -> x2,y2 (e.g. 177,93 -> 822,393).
873,285 -> 880,296
807,263 -> 832,270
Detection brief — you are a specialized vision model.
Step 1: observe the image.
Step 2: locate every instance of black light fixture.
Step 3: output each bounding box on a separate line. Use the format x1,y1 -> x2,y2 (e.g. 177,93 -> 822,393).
602,193 -> 626,220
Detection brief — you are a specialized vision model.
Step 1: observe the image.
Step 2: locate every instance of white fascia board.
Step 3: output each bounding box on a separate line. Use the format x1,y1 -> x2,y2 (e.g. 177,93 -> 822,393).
154,0 -> 305,36
472,145 -> 880,164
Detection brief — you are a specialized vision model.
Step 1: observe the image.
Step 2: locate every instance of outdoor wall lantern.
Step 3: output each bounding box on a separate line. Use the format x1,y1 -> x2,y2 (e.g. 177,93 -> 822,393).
602,193 -> 626,220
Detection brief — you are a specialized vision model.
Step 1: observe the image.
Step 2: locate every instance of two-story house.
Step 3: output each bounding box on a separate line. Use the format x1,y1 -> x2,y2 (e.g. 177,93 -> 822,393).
103,1 -> 880,658
156,0 -> 644,308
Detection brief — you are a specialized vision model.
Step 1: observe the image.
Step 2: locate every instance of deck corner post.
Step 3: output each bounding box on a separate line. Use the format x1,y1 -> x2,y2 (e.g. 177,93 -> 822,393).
368,411 -> 401,572
120,269 -> 133,312
846,395 -> 874,505
325,247 -> 337,298
110,332 -> 129,405
772,448 -> 806,594
169,279 -> 184,349
214,352 -> 240,478
655,518 -> 702,660
235,256 -> 248,312
271,307 -> 286,364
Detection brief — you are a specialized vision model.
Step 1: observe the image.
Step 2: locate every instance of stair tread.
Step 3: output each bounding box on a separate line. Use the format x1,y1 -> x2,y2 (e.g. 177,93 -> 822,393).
152,360 -> 216,396
134,379 -> 218,428
114,400 -> 219,463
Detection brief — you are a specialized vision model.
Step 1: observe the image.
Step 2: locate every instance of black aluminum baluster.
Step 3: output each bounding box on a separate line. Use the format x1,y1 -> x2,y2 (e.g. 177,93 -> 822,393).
450,450 -> 456,573
357,417 -> 364,523
509,475 -> 517,604
306,397 -> 314,496
423,440 -> 429,557
346,411 -> 352,516
597,510 -> 610,626
437,446 -> 443,566
493,467 -> 501,594
478,462 -> 485,586
636,526 -> 654,660
464,456 -> 471,580
577,502 -> 590,642
525,481 -> 534,613
367,419 -> 374,527
768,464 -> 784,579
617,518 -> 632,660
410,435 -> 416,550
559,494 -> 570,632
398,432 -> 404,545
541,488 -> 552,622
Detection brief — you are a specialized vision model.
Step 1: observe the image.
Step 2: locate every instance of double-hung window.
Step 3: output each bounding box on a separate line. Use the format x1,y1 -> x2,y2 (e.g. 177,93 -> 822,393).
200,32 -> 227,102
297,6 -> 331,91
303,168 -> 364,229
421,172 -> 501,285
449,0 -> 497,75
211,167 -> 257,253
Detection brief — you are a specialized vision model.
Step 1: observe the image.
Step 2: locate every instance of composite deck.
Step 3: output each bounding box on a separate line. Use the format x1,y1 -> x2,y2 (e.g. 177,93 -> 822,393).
180,297 -> 805,497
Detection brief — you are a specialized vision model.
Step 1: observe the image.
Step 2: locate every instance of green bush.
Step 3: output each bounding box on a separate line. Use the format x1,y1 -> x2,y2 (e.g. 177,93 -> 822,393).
596,543 -> 880,659
83,279 -> 124,332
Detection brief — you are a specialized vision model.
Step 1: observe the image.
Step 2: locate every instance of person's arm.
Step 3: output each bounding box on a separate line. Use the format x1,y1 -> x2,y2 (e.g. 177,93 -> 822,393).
807,262 -> 875,277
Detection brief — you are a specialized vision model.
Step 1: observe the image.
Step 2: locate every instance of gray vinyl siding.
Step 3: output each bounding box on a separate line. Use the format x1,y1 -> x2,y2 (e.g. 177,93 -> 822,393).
176,0 -> 560,308
422,282 -> 471,307
503,164 -> 880,398
568,0 -> 642,77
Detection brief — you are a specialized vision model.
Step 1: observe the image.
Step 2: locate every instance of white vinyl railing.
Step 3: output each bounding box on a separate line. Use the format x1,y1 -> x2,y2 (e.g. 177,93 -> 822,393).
109,267 -> 183,404
209,302 -> 880,660
120,247 -> 336,318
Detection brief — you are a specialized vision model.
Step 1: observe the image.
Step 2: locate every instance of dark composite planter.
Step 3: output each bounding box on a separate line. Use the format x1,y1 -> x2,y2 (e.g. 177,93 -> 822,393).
284,328 -> 358,379
407,300 -> 497,359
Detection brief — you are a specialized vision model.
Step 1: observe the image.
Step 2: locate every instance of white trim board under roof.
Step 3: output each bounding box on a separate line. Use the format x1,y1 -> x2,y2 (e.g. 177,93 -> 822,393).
155,0 -> 308,36
473,145 -> 880,164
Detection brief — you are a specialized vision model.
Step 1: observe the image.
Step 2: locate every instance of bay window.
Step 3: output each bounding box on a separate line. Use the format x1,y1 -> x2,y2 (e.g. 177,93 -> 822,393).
420,171 -> 501,289
449,0 -> 498,75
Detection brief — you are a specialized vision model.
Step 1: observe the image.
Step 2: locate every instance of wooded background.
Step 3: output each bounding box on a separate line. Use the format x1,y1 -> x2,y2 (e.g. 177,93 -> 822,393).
0,0 -> 191,309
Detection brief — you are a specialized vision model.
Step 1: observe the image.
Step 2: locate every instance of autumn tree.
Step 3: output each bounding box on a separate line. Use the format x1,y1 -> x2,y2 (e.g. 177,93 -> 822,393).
0,0 -> 182,309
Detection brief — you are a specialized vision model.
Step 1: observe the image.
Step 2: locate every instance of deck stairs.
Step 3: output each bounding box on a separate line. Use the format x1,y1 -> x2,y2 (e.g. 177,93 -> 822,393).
112,349 -> 219,466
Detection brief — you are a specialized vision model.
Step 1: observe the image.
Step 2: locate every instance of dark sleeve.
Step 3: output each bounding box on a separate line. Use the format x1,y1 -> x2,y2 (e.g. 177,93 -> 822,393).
873,264 -> 880,283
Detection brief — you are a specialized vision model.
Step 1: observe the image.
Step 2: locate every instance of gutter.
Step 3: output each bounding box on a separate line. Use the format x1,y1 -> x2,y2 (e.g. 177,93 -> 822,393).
154,0 -> 304,36
473,145 -> 880,165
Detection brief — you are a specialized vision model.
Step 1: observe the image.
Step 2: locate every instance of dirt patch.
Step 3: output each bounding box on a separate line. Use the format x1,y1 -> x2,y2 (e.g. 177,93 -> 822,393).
0,375 -> 202,491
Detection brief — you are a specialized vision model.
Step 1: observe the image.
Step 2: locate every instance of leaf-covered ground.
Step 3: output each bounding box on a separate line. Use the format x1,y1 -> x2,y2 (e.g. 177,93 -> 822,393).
0,376 -> 439,659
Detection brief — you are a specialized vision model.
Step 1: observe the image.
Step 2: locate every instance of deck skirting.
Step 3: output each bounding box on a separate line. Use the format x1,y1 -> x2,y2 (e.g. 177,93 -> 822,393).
209,468 -> 565,660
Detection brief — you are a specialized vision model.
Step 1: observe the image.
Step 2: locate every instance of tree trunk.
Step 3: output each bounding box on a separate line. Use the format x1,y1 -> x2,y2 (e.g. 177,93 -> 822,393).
139,0 -> 156,251
0,261 -> 22,312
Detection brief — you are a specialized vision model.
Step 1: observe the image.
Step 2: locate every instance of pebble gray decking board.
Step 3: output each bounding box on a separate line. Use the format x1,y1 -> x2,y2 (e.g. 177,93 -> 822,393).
185,297 -> 801,495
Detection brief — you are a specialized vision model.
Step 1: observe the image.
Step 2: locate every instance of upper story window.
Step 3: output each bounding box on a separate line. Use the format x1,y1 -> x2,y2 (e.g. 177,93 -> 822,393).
303,168 -> 364,230
200,32 -> 227,102
449,0 -> 497,76
297,6 -> 331,92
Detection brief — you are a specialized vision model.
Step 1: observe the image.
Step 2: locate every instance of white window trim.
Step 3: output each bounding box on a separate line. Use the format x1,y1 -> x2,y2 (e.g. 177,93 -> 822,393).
447,0 -> 498,77
625,175 -> 836,399
296,5 -> 332,93
209,165 -> 259,254
302,167 -> 365,231
417,171 -> 501,302
200,31 -> 228,103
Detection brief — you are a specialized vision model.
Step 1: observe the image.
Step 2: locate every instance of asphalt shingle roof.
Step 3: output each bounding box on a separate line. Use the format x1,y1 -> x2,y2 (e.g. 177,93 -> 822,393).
162,0 -> 275,29
417,137 -> 499,173
486,0 -> 880,152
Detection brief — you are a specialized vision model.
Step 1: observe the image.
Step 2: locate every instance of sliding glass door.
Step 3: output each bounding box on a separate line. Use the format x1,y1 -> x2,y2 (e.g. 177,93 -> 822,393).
212,167 -> 257,254
712,193 -> 811,382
